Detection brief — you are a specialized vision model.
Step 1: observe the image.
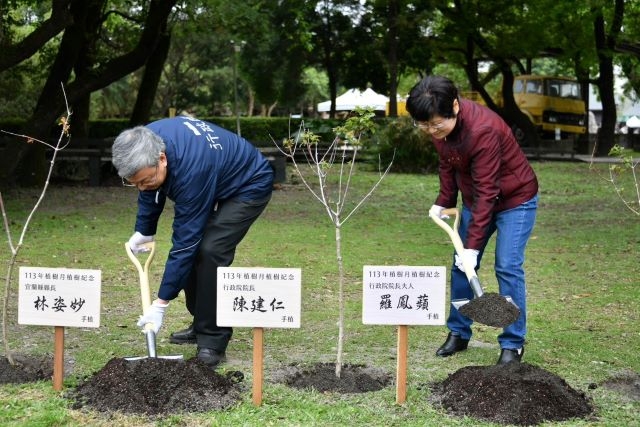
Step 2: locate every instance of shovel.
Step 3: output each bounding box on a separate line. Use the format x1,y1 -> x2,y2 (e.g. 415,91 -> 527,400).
124,241 -> 183,361
429,208 -> 520,328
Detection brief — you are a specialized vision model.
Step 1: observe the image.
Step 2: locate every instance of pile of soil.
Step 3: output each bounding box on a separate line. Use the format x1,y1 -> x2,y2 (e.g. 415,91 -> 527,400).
457,292 -> 520,327
276,362 -> 392,393
0,354 -> 53,384
429,362 -> 594,426
68,357 -> 243,416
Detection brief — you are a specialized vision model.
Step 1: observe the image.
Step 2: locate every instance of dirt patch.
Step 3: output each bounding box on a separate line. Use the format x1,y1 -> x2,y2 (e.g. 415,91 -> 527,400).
68,357 -> 244,416
457,292 -> 520,327
429,362 -> 594,426
599,370 -> 640,401
0,354 -> 54,384
274,362 -> 392,393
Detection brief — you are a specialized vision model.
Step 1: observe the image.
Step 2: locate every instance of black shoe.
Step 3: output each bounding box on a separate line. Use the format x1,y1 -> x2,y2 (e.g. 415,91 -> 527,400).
197,347 -> 227,368
497,347 -> 524,364
435,332 -> 469,357
169,323 -> 196,345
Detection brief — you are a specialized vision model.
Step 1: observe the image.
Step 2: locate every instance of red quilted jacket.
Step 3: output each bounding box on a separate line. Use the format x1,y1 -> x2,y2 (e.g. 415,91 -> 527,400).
433,99 -> 538,250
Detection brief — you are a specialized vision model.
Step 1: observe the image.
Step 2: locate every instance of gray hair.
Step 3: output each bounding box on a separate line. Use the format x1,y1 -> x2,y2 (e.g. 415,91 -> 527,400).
111,126 -> 166,179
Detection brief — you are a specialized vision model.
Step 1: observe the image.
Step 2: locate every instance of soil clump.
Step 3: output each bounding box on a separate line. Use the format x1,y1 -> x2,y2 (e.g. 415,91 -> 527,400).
429,362 -> 594,426
0,354 -> 53,384
276,362 -> 392,393
457,292 -> 520,327
68,357 -> 243,416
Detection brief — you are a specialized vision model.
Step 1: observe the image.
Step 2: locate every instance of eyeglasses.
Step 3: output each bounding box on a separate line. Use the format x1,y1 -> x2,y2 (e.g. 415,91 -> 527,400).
413,118 -> 452,131
122,165 -> 158,188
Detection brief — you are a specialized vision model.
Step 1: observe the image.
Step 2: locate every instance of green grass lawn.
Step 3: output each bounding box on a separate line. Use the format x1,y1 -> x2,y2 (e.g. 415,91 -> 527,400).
0,160 -> 638,426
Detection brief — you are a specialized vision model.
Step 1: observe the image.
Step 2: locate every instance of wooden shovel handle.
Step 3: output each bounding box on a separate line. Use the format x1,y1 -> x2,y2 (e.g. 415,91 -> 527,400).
125,241 -> 156,331
429,208 -> 478,285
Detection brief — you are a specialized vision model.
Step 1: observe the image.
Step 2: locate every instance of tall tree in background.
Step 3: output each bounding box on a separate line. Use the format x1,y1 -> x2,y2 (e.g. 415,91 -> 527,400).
0,0 -> 177,188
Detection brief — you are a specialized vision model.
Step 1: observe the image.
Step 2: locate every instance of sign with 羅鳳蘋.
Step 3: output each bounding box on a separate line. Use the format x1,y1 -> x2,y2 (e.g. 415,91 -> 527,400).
18,267 -> 101,328
217,267 -> 301,328
362,265 -> 446,325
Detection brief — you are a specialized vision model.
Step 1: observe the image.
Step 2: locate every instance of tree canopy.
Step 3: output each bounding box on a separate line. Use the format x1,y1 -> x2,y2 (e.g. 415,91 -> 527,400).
0,0 -> 639,185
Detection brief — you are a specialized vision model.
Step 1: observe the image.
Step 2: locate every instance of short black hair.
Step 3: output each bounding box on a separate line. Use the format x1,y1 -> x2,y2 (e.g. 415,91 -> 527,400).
406,75 -> 458,121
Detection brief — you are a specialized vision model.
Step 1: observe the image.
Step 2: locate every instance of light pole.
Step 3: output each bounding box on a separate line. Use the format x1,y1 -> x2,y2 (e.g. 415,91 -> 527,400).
231,40 -> 245,137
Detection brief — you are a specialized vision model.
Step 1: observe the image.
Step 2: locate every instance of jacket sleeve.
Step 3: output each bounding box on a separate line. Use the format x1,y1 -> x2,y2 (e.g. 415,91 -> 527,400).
135,190 -> 166,236
435,157 -> 459,208
157,186 -> 217,301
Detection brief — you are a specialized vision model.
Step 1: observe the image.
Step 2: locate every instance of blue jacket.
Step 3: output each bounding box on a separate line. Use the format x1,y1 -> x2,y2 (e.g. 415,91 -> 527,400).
134,117 -> 273,300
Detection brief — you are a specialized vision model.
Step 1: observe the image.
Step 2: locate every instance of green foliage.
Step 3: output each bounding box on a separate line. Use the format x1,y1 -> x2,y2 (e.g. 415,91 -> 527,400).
369,117 -> 438,173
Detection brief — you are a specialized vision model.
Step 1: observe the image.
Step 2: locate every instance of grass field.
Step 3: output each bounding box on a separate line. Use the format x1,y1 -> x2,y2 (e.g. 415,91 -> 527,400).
0,159 -> 638,426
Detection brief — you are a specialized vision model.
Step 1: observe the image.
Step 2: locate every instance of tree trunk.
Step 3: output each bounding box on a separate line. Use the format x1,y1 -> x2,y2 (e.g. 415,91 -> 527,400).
129,30 -> 172,126
386,0 -> 399,117
0,0 -> 177,188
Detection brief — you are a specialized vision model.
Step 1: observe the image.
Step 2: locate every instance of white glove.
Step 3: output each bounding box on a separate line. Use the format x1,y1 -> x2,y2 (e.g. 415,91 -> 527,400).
429,204 -> 449,219
137,300 -> 169,334
455,249 -> 480,273
128,231 -> 154,253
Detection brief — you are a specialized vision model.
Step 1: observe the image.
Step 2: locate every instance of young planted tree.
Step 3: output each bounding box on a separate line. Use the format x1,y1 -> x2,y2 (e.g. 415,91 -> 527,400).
276,108 -> 393,377
593,145 -> 640,216
0,87 -> 71,365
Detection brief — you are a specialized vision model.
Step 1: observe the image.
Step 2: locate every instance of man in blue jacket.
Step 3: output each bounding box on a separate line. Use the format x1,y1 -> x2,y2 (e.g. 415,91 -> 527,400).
112,116 -> 273,368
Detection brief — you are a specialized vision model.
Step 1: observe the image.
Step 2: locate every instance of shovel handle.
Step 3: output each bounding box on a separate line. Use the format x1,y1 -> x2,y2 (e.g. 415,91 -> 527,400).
429,208 -> 484,297
125,241 -> 156,332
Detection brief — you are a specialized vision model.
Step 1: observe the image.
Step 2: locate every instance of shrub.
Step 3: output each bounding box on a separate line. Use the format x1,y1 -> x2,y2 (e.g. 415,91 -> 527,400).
369,117 -> 438,173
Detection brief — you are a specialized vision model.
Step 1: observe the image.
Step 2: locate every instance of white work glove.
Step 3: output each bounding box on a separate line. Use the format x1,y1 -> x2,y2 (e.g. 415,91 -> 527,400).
455,249 -> 480,273
429,204 -> 449,219
128,231 -> 154,253
137,300 -> 169,334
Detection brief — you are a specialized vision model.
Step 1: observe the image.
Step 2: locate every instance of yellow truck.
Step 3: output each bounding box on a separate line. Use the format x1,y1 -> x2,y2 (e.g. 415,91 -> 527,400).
510,75 -> 586,140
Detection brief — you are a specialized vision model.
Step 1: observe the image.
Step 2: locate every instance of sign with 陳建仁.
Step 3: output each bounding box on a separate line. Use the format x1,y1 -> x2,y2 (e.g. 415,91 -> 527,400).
18,267 -> 101,328
362,265 -> 446,325
217,267 -> 301,328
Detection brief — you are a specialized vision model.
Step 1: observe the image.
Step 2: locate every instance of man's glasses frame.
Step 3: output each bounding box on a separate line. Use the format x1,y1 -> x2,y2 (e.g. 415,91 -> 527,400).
122,165 -> 159,188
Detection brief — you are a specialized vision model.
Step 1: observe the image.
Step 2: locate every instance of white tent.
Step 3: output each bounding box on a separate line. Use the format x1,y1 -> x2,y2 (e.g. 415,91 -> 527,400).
626,115 -> 640,128
317,88 -> 389,112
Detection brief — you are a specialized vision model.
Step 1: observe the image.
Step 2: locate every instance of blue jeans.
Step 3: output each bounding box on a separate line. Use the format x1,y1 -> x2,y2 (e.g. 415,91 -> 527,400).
446,194 -> 538,349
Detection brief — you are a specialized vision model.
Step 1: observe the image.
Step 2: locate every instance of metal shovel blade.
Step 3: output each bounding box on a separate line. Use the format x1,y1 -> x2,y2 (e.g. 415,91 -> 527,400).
124,330 -> 183,361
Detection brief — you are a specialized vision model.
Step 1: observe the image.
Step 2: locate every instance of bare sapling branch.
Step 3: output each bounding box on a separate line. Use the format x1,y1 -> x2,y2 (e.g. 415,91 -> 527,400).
273,107 -> 394,378
590,143 -> 640,216
1,83 -> 72,365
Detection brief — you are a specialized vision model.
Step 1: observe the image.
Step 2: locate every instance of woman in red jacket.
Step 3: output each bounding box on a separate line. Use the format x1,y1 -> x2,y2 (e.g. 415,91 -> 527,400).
406,75 -> 538,364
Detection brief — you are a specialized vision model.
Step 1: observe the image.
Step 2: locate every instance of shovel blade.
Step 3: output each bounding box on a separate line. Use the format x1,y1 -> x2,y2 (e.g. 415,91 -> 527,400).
124,330 -> 184,361
452,293 -> 521,328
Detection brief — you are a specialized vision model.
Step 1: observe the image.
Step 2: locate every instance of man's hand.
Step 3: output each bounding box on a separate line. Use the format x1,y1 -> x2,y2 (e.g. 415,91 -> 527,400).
429,204 -> 449,220
128,231 -> 154,253
455,249 -> 479,273
137,300 -> 169,334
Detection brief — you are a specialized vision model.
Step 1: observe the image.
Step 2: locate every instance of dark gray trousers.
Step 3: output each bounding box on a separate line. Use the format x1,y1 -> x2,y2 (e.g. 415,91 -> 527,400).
184,195 -> 271,351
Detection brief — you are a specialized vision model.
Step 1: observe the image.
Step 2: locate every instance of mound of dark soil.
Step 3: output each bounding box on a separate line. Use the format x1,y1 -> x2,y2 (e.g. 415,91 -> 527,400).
277,362 -> 392,393
0,354 -> 53,384
429,362 -> 593,426
68,357 -> 243,416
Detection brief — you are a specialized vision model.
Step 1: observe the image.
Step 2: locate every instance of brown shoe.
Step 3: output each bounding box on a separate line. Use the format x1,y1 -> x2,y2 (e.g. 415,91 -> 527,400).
435,332 -> 469,357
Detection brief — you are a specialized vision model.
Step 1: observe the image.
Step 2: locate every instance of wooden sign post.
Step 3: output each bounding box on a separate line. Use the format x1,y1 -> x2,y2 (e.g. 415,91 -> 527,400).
18,267 -> 101,391
217,267 -> 302,406
362,265 -> 446,404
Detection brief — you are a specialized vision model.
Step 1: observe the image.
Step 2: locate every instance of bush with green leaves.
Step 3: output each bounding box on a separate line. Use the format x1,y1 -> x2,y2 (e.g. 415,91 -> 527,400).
369,117 -> 438,173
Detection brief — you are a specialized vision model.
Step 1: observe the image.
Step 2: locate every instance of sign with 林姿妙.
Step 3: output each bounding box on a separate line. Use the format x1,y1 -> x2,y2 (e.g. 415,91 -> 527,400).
362,266 -> 446,325
217,267 -> 301,328
18,267 -> 101,327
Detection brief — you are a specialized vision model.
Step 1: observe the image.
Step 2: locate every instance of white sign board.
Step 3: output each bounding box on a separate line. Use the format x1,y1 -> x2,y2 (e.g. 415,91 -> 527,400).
18,267 -> 101,328
362,266 -> 446,325
217,267 -> 301,328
